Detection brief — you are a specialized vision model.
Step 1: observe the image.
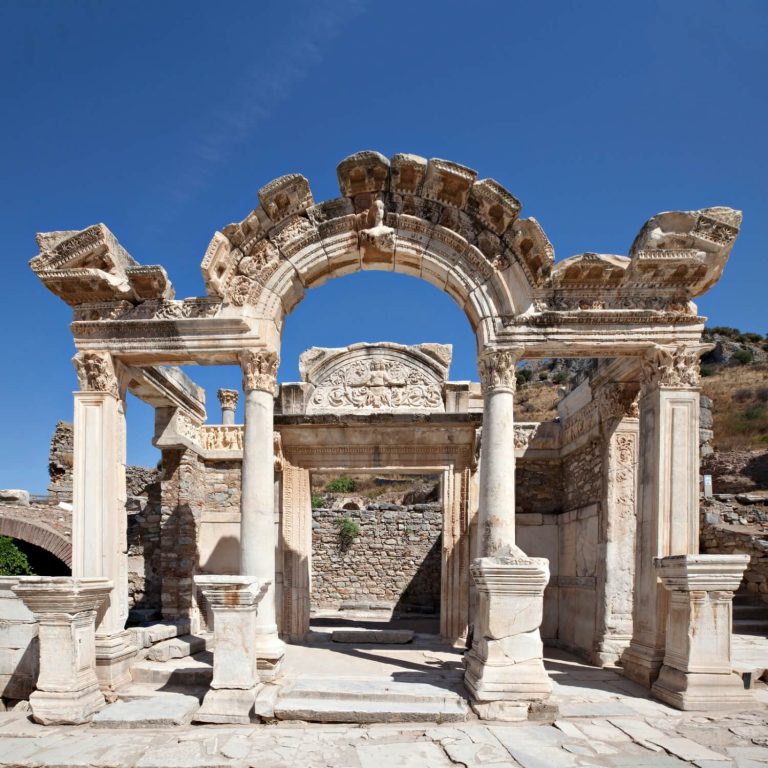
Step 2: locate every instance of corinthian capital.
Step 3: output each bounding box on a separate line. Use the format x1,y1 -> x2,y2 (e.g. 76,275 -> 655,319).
73,351 -> 118,397
239,349 -> 279,394
641,345 -> 702,393
217,388 -> 239,411
478,347 -> 523,394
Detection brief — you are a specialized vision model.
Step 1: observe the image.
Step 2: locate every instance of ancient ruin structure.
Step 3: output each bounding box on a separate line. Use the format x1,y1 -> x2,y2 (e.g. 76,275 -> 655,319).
6,150 -> 754,723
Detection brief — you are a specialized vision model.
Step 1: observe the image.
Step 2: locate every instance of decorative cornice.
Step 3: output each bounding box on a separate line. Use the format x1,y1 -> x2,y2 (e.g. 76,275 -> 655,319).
72,351 -> 118,397
239,349 -> 279,394
477,348 -> 522,394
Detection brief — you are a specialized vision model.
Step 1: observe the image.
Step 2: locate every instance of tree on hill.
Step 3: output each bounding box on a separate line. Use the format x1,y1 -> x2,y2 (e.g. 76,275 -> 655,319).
0,536 -> 33,576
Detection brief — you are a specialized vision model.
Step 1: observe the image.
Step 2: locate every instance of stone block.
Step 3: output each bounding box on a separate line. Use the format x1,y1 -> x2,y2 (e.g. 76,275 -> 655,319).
331,629 -> 413,644
93,693 -> 199,728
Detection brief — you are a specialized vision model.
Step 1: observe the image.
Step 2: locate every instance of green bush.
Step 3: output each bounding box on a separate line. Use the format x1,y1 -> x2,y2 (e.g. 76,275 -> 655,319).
325,476 -> 356,493
538,371 -> 549,381
552,371 -> 569,385
516,368 -> 534,388
311,494 -> 325,509
743,332 -> 763,343
707,326 -> 741,339
731,349 -> 753,365
700,366 -> 714,377
0,537 -> 33,576
335,516 -> 360,550
743,405 -> 765,422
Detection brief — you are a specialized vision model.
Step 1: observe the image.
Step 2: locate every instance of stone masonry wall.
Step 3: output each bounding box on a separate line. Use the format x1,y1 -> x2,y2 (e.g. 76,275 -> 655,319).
562,439 -> 602,513
516,459 -> 563,514
311,502 -> 442,613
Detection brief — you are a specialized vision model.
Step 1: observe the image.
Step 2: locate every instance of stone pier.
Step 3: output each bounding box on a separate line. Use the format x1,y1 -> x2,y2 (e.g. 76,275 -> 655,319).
12,577 -> 112,725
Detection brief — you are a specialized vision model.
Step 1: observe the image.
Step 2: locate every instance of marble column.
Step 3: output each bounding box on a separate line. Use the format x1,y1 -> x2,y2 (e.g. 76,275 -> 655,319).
239,349 -> 285,679
652,554 -> 752,709
71,352 -> 135,690
217,388 -> 239,425
12,577 -> 112,725
465,348 -> 552,720
623,346 -> 703,687
193,576 -> 267,724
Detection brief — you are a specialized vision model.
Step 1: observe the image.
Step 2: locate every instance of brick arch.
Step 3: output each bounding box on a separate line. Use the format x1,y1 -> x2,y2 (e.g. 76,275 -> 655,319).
0,514 -> 72,568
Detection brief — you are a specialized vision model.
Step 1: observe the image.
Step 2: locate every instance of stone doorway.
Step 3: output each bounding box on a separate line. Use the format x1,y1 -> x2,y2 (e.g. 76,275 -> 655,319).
308,471 -> 444,637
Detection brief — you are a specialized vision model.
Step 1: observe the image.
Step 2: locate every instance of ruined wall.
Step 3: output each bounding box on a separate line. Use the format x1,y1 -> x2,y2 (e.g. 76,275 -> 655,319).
516,459 -> 563,515
126,476 -> 162,615
198,461 -> 242,575
562,439 -> 602,512
47,421 -> 73,502
311,502 -> 442,613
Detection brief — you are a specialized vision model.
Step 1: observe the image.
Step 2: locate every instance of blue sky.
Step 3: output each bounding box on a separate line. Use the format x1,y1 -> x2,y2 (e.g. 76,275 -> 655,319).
1,1 -> 766,492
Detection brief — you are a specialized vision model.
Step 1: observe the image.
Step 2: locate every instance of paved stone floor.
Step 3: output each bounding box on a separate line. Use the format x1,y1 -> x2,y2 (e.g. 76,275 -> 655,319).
1,644 -> 766,767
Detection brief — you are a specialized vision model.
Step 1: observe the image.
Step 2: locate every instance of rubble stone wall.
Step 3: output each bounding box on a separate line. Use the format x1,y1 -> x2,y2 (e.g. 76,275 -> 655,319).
516,459 -> 564,515
562,439 -> 602,513
311,502 -> 442,612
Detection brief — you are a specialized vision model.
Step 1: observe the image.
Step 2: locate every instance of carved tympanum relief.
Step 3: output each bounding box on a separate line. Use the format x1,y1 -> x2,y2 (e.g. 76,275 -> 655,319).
73,352 -> 118,397
309,358 -> 442,412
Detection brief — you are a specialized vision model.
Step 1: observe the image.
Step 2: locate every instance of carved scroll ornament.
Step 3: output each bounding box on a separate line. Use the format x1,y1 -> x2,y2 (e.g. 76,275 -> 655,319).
642,345 -> 701,393
477,348 -> 522,394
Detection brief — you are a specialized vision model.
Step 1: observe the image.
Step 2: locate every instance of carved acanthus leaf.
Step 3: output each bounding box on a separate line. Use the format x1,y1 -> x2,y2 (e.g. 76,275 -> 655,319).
239,350 -> 279,394
217,388 -> 239,411
73,352 -> 118,396
478,348 -> 521,393
642,345 -> 702,392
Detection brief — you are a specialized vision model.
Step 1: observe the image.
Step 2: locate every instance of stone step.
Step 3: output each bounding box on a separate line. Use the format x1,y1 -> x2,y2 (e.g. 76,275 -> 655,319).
145,633 -> 210,662
129,653 -> 213,687
129,619 -> 191,649
275,676 -> 469,723
331,629 -> 414,644
734,604 -> 768,620
733,618 -> 768,634
93,692 -> 200,728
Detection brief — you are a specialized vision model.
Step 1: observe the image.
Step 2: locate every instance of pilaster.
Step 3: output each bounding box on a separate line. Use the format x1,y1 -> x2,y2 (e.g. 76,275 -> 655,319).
623,345 -> 703,687
72,352 -> 135,690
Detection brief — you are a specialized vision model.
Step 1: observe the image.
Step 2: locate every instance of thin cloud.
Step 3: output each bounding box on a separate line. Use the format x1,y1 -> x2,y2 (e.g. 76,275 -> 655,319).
160,0 -> 366,214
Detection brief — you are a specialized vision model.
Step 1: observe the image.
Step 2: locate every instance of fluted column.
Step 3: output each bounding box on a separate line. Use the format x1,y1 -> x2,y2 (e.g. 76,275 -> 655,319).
465,348 -> 552,720
217,388 -> 239,425
623,345 -> 704,688
239,349 -> 284,678
71,352 -> 134,691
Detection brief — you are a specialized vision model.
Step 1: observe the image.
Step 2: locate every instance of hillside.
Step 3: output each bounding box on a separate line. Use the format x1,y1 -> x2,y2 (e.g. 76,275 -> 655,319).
512,328 -> 768,452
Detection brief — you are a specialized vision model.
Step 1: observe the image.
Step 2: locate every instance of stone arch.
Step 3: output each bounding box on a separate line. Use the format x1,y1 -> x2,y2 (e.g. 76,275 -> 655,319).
201,151 -> 555,349
0,515 -> 72,568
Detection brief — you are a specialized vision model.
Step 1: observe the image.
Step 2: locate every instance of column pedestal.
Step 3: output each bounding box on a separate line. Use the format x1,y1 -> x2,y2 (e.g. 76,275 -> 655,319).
12,577 -> 112,725
651,555 -> 752,710
465,557 -> 552,719
194,576 -> 267,724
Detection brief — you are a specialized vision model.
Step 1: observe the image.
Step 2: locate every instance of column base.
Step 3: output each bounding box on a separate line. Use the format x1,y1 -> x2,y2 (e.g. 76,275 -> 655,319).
194,686 -> 262,724
464,556 -> 553,708
592,635 -> 632,668
652,665 -> 753,710
30,684 -> 106,725
254,633 -> 285,682
621,642 -> 664,688
95,630 -> 136,691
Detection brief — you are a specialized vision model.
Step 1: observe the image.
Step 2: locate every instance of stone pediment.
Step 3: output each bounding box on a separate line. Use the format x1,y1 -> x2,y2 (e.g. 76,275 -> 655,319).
299,342 -> 451,414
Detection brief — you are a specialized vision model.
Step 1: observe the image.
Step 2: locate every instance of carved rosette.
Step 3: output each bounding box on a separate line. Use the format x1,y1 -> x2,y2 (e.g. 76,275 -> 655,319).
477,348 -> 521,394
217,388 -> 239,411
239,350 -> 279,394
73,351 -> 118,397
641,345 -> 702,395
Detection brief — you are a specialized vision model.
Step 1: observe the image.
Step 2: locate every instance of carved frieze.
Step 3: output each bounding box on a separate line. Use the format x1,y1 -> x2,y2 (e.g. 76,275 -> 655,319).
239,350 -> 279,394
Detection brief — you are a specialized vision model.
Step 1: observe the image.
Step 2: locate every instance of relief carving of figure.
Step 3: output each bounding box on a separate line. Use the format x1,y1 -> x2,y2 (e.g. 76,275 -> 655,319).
73,352 -> 118,396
